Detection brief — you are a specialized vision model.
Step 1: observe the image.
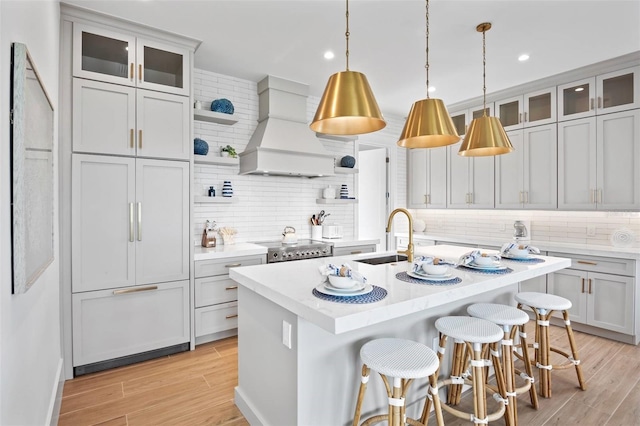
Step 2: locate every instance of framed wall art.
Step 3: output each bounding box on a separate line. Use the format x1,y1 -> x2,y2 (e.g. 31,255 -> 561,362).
10,42 -> 54,294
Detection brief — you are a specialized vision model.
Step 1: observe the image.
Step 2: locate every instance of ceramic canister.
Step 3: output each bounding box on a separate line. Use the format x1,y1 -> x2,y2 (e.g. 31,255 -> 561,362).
222,180 -> 233,197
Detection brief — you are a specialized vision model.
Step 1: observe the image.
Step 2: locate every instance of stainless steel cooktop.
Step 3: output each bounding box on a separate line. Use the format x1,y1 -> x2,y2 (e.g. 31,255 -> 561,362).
254,239 -> 333,263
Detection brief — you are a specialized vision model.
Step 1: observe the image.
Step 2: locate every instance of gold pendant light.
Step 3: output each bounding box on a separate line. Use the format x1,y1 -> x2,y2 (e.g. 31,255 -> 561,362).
458,22 -> 513,157
310,0 -> 386,135
397,0 -> 459,148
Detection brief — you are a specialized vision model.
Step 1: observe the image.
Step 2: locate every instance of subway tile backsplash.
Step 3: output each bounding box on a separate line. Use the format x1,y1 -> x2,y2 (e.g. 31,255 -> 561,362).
410,209 -> 640,248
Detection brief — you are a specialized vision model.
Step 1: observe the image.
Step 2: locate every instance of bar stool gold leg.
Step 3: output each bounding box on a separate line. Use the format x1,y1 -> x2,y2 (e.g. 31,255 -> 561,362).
516,323 -> 539,410
353,364 -> 370,426
561,310 -> 586,391
421,334 -> 447,425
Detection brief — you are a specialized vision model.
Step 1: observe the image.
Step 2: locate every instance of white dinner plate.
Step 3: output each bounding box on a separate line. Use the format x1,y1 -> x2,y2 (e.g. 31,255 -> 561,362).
501,253 -> 531,260
315,283 -> 373,297
411,269 -> 453,279
407,271 -> 455,281
465,262 -> 508,271
324,280 -> 366,293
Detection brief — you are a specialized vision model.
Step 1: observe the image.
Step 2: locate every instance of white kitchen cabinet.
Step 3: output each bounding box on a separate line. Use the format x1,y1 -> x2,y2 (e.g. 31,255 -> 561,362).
72,280 -> 189,367
194,255 -> 265,341
407,146 -> 447,209
73,23 -> 190,96
558,109 -> 640,210
448,104 -> 494,139
72,154 -> 189,292
557,66 -> 640,121
73,78 -> 190,160
496,87 -> 556,131
447,141 -> 495,208
547,253 -> 635,335
496,124 -> 557,209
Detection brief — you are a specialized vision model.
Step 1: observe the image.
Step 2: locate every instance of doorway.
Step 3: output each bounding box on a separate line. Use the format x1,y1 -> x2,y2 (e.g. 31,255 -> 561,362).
357,145 -> 390,251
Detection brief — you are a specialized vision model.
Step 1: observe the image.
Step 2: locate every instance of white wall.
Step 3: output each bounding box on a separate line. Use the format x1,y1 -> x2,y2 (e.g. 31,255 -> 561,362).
0,1 -> 62,425
192,68 -> 408,244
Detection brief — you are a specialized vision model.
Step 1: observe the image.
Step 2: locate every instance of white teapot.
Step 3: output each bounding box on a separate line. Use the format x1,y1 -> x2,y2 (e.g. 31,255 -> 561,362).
282,226 -> 298,244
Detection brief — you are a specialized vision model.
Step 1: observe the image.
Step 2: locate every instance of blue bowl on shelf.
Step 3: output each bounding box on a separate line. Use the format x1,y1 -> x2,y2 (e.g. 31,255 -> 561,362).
340,155 -> 356,168
211,98 -> 235,115
194,138 -> 209,155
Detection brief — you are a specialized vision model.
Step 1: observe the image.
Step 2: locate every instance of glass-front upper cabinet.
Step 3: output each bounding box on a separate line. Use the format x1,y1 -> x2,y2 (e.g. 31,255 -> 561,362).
73,23 -> 189,96
496,88 -> 556,131
558,66 -> 639,121
450,111 -> 468,137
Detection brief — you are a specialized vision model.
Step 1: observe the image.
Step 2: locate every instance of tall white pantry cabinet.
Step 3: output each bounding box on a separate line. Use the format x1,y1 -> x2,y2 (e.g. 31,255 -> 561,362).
60,6 -> 200,376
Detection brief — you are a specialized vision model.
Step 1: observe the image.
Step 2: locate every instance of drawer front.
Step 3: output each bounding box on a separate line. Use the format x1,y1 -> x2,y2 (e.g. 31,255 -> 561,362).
195,255 -> 264,278
72,280 -> 189,366
549,251 -> 635,276
195,276 -> 238,308
333,245 -> 376,256
195,302 -> 238,337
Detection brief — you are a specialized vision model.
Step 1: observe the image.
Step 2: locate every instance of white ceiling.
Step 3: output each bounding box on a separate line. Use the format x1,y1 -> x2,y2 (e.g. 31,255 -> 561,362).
65,0 -> 640,118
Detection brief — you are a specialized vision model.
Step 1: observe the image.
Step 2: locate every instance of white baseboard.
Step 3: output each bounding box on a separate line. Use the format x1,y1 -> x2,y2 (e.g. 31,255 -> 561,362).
46,358 -> 64,426
234,386 -> 269,426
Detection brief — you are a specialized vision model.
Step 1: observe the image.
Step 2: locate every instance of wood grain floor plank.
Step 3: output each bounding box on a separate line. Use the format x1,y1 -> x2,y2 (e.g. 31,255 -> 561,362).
92,415 -> 128,426
61,382 -> 124,415
543,398 -> 612,425
605,376 -> 640,426
164,400 -> 245,426
59,376 -> 209,426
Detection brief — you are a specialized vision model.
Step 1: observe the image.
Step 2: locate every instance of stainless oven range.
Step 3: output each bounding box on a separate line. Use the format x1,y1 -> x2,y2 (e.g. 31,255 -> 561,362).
255,239 -> 333,263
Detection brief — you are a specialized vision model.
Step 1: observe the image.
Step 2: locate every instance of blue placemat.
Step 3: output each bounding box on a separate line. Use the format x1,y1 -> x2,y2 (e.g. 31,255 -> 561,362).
395,272 -> 462,286
501,257 -> 545,264
312,285 -> 387,304
456,265 -> 514,275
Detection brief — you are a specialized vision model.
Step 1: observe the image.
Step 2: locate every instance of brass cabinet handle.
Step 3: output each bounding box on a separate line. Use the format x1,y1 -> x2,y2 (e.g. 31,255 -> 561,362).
225,263 -> 242,268
519,112 -> 522,123
113,285 -> 157,295
597,96 -> 602,109
524,111 -> 528,122
581,278 -> 585,293
350,251 -> 363,255
590,189 -> 595,204
424,194 -> 428,204
137,202 -> 142,241
588,278 -> 592,294
426,194 -> 431,205
590,98 -> 594,110
525,191 -> 529,204
519,191 -> 523,203
138,130 -> 142,149
129,203 -> 134,242
597,189 -> 602,204
130,63 -> 134,79
130,129 -> 134,148
225,286 -> 238,290
577,260 -> 597,266
469,193 -> 474,204
139,64 -> 142,82
225,314 -> 238,319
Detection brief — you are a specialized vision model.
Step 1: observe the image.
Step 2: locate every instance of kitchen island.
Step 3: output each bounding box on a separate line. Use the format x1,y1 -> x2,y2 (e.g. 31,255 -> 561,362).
230,245 -> 571,426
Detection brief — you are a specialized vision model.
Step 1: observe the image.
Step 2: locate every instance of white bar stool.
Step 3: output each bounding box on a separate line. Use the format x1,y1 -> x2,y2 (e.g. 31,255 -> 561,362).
353,338 -> 444,426
467,303 -> 539,426
515,292 -> 586,398
421,316 -> 508,425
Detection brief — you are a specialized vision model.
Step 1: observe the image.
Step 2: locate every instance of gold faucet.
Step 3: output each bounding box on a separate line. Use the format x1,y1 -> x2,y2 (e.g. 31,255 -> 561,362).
386,208 -> 414,262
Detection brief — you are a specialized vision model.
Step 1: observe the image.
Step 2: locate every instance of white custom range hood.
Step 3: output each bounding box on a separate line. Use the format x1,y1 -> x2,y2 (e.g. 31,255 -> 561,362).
239,75 -> 335,177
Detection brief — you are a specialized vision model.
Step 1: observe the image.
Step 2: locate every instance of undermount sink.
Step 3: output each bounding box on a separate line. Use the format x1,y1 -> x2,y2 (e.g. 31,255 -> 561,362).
354,254 -> 408,265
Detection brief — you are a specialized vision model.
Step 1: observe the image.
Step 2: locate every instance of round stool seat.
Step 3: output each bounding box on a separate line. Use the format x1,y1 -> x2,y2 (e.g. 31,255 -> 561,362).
360,338 -> 439,379
435,316 -> 503,344
515,292 -> 572,311
467,303 -> 530,326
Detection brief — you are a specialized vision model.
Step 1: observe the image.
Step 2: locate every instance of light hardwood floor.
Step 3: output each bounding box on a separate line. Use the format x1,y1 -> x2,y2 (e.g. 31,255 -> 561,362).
60,324 -> 640,426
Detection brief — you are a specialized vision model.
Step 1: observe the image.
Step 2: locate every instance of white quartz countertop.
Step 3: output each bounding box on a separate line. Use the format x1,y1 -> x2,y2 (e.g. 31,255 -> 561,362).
194,243 -> 267,261
230,244 -> 571,335
397,233 -> 640,260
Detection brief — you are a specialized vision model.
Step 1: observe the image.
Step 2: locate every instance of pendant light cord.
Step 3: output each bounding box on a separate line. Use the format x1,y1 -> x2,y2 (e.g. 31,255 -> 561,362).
345,0 -> 350,70
425,0 -> 430,99
482,26 -> 487,117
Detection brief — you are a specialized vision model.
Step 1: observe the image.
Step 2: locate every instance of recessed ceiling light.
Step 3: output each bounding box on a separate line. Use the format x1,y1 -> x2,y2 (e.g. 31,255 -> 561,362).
323,51 -> 334,60
428,86 -> 436,93
575,87 -> 584,92
518,54 -> 530,62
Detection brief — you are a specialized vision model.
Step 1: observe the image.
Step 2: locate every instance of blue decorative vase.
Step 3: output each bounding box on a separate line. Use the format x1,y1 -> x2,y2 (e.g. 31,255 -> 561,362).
340,155 -> 356,168
222,180 -> 233,197
211,98 -> 235,115
194,138 -> 209,155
